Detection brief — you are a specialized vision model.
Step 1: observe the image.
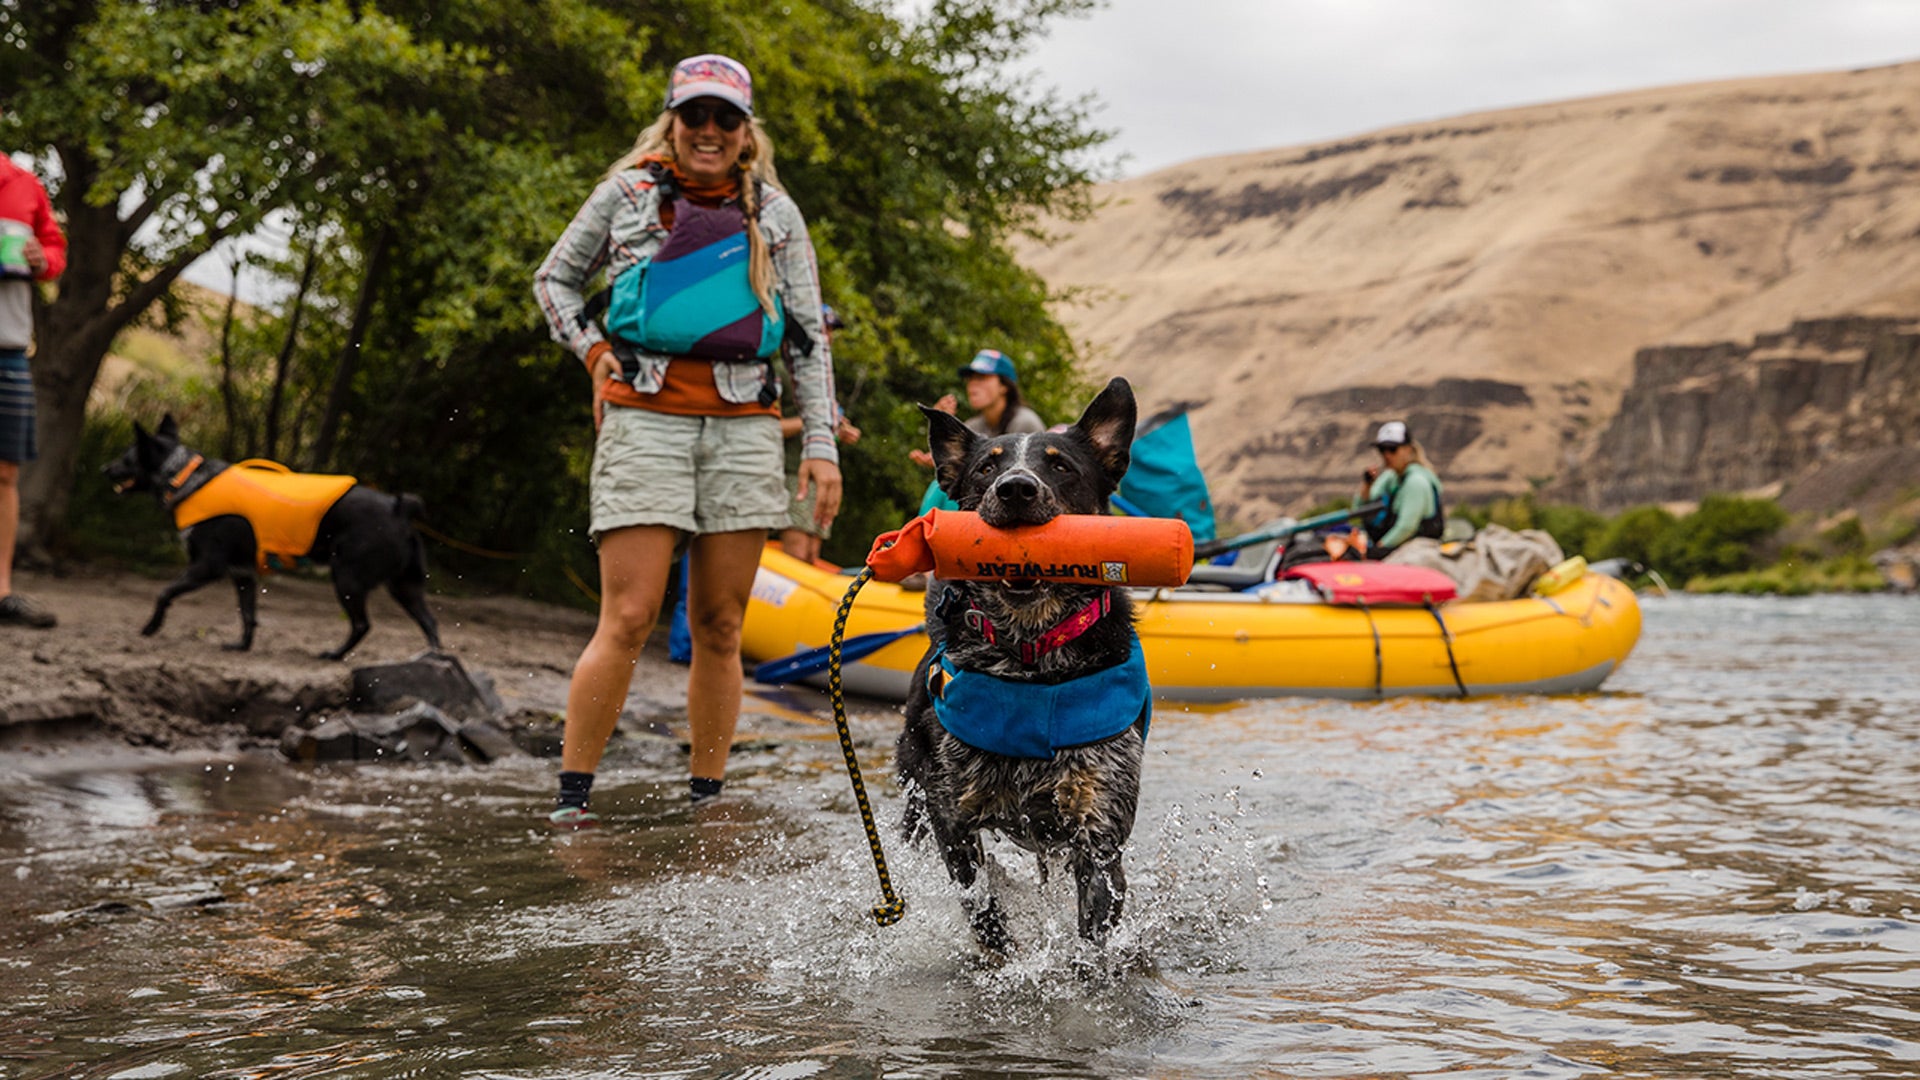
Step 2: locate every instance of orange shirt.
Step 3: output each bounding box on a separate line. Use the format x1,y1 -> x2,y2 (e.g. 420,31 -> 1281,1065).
592,346 -> 780,418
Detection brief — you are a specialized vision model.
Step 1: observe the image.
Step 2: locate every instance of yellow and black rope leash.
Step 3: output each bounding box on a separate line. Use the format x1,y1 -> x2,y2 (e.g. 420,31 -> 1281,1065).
826,565 -> 906,926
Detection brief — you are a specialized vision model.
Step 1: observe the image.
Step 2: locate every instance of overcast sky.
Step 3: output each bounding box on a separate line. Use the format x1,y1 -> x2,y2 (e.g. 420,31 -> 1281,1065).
1024,0 -> 1920,177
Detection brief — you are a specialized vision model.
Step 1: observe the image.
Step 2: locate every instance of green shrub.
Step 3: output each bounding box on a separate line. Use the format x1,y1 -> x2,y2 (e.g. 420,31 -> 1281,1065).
1457,495 -> 1604,558
1532,503 -> 1607,559
1687,555 -> 1885,595
1591,504 -> 1678,569
1650,494 -> 1789,583
1821,516 -> 1869,557
57,410 -> 188,572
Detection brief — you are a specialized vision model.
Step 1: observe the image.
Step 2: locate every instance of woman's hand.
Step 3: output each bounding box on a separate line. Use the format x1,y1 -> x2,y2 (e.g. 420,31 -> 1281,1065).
908,448 -> 935,468
934,393 -> 958,415
835,417 -> 862,445
589,347 -> 621,430
796,458 -> 843,530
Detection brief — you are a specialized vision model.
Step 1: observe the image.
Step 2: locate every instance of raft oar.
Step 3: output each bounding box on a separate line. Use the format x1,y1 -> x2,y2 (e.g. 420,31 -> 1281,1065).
1192,500 -> 1387,560
753,625 -> 925,685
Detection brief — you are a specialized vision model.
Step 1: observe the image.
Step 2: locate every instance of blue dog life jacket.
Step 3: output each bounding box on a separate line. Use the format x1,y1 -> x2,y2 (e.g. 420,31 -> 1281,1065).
930,637 -> 1151,760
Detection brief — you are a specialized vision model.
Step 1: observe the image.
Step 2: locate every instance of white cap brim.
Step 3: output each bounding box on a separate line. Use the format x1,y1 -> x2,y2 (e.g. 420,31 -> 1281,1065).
666,82 -> 752,115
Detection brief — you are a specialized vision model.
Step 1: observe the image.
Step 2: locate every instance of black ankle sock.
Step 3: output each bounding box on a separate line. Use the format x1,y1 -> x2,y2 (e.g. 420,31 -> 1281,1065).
689,777 -> 724,803
557,771 -> 595,812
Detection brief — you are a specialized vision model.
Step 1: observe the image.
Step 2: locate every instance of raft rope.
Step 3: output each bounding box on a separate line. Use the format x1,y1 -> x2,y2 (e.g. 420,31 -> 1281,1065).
1424,601 -> 1470,698
826,566 -> 907,927
1358,599 -> 1383,699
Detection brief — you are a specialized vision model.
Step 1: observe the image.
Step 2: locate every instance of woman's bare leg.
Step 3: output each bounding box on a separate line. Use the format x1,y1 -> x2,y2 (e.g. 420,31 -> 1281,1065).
561,525 -> 680,774
684,530 -> 766,781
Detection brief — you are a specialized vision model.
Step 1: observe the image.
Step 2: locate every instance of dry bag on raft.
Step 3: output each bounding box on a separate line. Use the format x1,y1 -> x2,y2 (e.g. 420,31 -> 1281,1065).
865,509 -> 1193,587
1283,561 -> 1458,605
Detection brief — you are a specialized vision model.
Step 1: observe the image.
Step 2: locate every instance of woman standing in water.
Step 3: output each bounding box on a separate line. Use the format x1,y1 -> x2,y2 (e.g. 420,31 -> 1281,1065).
533,54 -> 841,824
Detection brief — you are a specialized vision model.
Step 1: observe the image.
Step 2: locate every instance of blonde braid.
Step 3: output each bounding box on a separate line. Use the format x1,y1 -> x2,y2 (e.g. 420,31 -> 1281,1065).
737,119 -> 779,317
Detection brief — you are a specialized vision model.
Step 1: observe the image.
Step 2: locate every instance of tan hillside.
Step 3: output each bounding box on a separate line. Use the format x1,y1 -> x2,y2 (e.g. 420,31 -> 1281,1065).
1017,60 -> 1920,524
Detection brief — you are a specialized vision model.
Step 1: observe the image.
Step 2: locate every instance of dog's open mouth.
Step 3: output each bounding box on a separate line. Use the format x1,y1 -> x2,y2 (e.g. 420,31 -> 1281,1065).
110,478 -> 135,494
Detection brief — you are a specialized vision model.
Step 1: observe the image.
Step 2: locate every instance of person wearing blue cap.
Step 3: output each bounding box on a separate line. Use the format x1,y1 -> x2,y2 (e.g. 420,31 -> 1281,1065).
909,349 -> 1046,512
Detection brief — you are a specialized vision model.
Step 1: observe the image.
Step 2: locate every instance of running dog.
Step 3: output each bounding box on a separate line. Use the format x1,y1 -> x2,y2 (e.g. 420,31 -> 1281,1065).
104,415 -> 440,660
896,377 -> 1146,954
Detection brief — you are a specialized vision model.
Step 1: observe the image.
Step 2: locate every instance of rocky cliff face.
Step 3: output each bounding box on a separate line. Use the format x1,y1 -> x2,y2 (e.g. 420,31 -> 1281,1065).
1017,61 -> 1920,523
1554,317 -> 1920,514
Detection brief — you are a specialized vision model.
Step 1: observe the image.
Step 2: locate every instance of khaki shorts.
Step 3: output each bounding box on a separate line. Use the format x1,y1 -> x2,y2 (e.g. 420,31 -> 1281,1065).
590,406 -> 788,539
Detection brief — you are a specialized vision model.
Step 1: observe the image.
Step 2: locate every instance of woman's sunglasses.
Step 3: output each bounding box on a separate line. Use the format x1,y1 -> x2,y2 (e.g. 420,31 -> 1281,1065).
676,101 -> 746,132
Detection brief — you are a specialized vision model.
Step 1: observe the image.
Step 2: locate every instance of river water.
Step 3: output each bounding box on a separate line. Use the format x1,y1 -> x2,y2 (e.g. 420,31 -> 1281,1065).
3,594 -> 1918,1078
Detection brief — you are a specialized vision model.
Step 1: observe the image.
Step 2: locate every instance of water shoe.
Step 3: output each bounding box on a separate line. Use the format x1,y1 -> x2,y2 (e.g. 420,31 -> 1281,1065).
547,806 -> 601,830
0,594 -> 56,629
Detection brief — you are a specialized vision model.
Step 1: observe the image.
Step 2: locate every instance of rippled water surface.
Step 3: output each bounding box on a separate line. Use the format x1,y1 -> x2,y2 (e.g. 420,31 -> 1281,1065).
4,594 -> 1919,1078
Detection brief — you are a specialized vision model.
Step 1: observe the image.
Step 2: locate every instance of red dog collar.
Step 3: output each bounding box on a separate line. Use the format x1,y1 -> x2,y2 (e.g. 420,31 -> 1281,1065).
966,591 -> 1114,666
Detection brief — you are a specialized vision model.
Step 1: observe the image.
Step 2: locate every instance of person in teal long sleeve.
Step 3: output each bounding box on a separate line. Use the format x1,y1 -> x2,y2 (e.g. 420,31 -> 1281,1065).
1360,420 -> 1445,556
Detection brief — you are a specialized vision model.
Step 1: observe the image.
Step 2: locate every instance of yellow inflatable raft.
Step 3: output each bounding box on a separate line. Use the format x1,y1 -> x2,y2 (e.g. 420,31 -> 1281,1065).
742,547 -> 1642,703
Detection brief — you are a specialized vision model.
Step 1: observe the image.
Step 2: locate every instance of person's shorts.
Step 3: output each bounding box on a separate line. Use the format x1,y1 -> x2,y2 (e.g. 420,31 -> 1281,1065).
0,349 -> 34,464
784,470 -> 831,539
589,405 -> 787,540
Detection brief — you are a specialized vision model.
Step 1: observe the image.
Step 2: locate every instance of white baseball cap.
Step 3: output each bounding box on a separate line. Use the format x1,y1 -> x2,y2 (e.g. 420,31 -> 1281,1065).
1374,421 -> 1409,449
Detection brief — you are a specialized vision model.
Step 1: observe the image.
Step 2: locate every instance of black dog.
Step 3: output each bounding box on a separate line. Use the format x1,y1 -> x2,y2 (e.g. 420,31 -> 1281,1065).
104,415 -> 440,660
896,377 -> 1146,954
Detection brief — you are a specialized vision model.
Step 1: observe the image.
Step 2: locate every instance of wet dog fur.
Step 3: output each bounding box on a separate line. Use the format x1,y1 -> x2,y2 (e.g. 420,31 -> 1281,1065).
104,415 -> 440,660
895,377 -> 1144,954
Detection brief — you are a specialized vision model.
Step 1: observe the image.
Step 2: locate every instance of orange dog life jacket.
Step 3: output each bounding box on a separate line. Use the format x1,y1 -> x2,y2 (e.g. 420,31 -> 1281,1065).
172,464 -> 358,573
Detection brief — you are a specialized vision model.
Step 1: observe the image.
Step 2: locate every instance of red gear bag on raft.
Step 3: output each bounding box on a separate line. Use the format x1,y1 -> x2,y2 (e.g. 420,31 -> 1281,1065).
864,509 -> 1193,587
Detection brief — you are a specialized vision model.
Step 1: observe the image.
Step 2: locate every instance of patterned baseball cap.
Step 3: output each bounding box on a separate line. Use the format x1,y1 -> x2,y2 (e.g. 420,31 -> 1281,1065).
665,54 -> 754,116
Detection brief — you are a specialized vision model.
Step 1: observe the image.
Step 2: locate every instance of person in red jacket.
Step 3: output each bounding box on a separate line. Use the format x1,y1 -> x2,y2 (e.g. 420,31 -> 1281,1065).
0,154 -> 66,628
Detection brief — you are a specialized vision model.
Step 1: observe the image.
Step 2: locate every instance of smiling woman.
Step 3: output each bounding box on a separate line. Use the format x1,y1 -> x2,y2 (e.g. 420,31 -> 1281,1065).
531,52 -> 842,825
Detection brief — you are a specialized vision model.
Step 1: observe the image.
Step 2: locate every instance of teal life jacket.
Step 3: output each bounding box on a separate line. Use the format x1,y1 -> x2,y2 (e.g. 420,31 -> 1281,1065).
603,165 -> 786,362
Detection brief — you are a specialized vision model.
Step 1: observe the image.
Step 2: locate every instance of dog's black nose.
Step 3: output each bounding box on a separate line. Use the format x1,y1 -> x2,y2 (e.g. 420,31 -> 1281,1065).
994,474 -> 1039,505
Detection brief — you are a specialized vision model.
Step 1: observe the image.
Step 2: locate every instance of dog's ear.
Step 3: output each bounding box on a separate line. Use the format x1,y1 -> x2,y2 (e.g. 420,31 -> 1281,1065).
157,414 -> 179,438
133,420 -> 152,443
1069,377 -> 1136,486
920,404 -> 978,501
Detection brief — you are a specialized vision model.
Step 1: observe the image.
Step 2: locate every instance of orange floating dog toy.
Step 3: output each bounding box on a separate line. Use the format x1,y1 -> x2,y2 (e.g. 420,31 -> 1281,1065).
865,509 -> 1193,587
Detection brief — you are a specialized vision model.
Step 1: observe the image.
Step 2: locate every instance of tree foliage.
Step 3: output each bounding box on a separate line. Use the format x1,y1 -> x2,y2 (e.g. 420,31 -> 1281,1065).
1590,505 -> 1678,570
7,0 -> 1111,593
1648,495 -> 1788,583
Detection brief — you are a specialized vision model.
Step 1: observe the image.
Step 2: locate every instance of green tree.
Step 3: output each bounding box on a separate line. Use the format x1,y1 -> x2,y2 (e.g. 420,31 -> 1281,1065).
22,0 -> 1110,592
3,0 -> 482,554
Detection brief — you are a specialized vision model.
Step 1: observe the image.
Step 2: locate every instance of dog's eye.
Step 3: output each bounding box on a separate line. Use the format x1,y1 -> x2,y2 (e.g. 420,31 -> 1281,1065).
1050,459 -> 1073,474
976,460 -> 997,475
